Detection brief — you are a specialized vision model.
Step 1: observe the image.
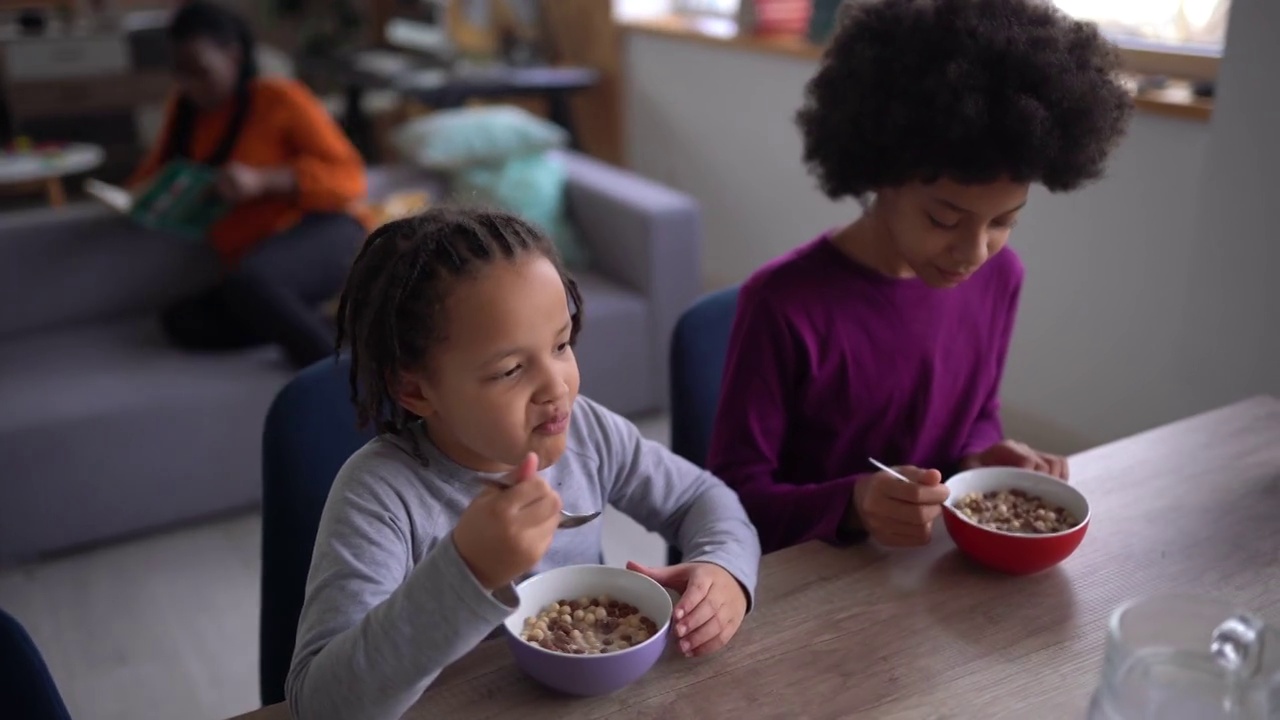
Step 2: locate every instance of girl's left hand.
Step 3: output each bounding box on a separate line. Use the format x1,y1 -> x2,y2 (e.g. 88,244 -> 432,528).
215,162 -> 269,203
963,439 -> 1069,481
626,560 -> 748,658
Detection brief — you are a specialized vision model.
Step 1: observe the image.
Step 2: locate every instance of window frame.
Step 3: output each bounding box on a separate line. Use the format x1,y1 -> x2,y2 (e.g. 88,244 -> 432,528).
669,0 -> 1225,80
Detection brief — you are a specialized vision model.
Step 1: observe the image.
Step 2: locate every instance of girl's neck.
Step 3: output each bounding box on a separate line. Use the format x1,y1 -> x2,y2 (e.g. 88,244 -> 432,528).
829,211 -> 915,279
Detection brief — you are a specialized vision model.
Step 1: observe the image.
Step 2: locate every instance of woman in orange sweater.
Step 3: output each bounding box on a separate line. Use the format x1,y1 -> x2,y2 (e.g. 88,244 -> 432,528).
132,1 -> 370,368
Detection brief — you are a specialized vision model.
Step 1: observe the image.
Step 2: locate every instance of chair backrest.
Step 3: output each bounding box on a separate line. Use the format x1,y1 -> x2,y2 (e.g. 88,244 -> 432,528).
667,286 -> 740,565
669,285 -> 740,467
0,608 -> 73,720
259,356 -> 376,706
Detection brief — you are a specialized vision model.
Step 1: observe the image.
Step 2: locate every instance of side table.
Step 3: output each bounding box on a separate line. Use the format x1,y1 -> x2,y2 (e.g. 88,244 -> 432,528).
0,142 -> 105,207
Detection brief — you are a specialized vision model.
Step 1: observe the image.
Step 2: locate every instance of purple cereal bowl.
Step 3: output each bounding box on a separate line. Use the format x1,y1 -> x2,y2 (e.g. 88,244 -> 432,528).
503,564 -> 673,697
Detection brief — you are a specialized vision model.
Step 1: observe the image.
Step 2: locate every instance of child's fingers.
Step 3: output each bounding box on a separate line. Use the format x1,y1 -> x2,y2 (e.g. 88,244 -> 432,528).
880,498 -> 943,527
502,474 -> 556,510
507,452 -> 539,483
672,572 -> 713,621
898,466 -> 943,486
882,478 -> 949,505
874,523 -> 933,547
689,630 -> 730,658
1042,453 -> 1066,480
520,489 -> 563,526
690,617 -> 742,657
673,593 -> 718,640
678,611 -> 722,655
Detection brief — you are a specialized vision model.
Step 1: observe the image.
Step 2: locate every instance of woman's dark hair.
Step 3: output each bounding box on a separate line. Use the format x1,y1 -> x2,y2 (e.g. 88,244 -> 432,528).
797,0 -> 1133,198
162,0 -> 259,165
335,207 -> 584,434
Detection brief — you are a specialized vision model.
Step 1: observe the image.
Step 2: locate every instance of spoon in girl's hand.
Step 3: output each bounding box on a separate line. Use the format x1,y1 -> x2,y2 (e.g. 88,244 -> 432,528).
868,457 -> 914,483
477,455 -> 601,529
870,458 -> 959,517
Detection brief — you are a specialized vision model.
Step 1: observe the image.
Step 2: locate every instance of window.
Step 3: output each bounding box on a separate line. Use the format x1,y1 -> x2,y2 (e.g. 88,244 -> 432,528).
670,0 -> 1230,52
1054,0 -> 1230,53
673,0 -> 739,14
664,0 -> 1228,79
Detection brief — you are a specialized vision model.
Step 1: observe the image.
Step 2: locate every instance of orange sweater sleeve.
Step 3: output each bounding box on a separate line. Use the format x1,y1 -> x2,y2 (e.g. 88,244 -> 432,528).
277,82 -> 368,211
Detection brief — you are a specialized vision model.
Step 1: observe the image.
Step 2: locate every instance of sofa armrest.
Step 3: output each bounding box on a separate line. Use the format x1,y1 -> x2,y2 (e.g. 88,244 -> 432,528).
560,151 -> 703,411
0,203 -> 219,339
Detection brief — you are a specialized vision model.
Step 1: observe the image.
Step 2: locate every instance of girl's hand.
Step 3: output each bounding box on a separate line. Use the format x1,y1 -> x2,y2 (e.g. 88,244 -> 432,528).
453,453 -> 563,591
851,466 -> 949,547
215,162 -> 268,202
962,439 -> 1069,481
626,560 -> 748,658
215,162 -> 295,203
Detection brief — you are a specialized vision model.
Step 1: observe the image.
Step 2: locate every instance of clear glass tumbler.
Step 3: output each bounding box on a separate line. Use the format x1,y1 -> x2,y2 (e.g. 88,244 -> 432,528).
1088,594 -> 1280,720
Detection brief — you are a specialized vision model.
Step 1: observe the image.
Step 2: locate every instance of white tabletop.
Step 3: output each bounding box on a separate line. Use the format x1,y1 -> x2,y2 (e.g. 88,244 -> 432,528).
0,143 -> 105,184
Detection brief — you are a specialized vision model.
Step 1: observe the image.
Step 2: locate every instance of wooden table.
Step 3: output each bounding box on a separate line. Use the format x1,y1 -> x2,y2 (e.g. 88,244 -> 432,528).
231,396 -> 1280,720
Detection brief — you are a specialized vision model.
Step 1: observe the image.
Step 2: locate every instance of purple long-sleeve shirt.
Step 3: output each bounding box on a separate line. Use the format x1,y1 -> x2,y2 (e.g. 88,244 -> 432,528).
706,235 -> 1023,554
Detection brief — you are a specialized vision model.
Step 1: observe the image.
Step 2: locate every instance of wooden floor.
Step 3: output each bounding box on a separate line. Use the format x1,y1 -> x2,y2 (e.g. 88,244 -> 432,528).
0,416 -> 671,720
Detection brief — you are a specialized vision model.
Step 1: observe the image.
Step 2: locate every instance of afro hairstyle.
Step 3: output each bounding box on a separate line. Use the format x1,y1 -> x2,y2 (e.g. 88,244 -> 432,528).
796,0 -> 1134,199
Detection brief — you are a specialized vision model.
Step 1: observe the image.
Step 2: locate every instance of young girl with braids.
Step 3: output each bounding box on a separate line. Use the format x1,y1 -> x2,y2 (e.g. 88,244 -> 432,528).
285,208 -> 760,720
130,1 -> 369,368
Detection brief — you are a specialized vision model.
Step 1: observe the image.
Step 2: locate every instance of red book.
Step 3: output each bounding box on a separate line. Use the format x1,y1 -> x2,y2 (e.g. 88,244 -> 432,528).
742,0 -> 811,35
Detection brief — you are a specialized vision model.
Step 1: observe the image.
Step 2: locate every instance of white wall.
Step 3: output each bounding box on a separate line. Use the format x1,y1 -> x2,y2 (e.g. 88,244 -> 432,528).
624,0 -> 1277,453
1173,0 -> 1280,424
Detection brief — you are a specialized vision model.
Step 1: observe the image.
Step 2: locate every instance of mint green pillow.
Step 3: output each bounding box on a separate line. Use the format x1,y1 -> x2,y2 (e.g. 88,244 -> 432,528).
391,105 -> 568,170
451,152 -> 589,271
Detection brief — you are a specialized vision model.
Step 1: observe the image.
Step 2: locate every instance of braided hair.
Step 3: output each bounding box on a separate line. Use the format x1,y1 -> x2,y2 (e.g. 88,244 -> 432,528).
335,207 -> 585,435
163,1 -> 259,166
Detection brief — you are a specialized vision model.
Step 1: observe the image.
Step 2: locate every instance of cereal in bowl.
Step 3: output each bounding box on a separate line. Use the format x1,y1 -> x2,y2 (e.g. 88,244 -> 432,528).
955,489 -> 1079,534
520,595 -> 660,655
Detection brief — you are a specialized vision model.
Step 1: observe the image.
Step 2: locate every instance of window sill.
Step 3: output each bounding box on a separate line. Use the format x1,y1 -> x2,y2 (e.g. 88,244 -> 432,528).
621,15 -> 1213,123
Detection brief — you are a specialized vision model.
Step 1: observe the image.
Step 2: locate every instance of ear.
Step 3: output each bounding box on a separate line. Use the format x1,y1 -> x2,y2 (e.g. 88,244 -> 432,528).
392,370 -> 436,420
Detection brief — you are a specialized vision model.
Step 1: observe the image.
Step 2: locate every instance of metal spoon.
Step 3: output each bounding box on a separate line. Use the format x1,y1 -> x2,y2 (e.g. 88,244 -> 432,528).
480,476 -> 601,529
868,457 -> 913,483
869,457 -> 960,517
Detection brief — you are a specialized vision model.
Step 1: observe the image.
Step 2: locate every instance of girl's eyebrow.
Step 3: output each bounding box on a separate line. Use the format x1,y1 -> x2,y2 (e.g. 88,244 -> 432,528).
479,320 -> 573,365
935,197 -> 1027,216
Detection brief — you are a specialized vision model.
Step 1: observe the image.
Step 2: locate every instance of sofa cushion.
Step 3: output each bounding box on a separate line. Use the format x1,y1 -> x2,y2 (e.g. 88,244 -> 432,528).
389,104 -> 568,170
0,317 -> 292,560
0,207 -> 219,341
572,272 -> 654,416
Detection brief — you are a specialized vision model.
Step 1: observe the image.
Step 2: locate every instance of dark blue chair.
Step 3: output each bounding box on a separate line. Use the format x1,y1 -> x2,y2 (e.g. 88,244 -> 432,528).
666,286 -> 740,565
0,608 -> 73,720
259,355 -> 375,706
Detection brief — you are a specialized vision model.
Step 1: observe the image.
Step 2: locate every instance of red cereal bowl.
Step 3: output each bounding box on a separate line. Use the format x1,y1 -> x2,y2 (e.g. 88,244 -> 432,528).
942,467 -> 1090,575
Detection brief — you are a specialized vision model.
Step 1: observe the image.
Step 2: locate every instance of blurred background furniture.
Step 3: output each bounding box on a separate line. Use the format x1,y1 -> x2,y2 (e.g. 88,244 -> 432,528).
0,7 -> 170,184
319,57 -> 599,161
0,141 -> 103,206
0,149 -> 700,561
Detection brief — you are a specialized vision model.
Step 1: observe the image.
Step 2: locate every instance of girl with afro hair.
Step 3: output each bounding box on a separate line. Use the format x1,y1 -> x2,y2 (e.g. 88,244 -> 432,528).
707,0 -> 1132,553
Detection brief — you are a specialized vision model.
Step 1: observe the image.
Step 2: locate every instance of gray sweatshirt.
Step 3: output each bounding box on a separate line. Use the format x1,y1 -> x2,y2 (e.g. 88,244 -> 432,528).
285,395 -> 761,720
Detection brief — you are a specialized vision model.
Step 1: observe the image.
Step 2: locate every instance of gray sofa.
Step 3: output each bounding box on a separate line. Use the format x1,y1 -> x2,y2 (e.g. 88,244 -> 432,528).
0,151 -> 702,562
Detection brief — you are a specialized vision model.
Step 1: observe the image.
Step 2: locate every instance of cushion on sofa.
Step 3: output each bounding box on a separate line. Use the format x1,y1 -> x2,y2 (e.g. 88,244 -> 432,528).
390,104 -> 568,170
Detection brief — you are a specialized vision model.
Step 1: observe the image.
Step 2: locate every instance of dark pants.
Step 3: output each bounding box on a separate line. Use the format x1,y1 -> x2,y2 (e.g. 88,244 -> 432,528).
160,213 -> 364,369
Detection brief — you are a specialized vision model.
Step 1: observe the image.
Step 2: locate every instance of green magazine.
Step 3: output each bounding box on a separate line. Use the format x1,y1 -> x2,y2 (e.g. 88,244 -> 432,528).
84,160 -> 229,238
